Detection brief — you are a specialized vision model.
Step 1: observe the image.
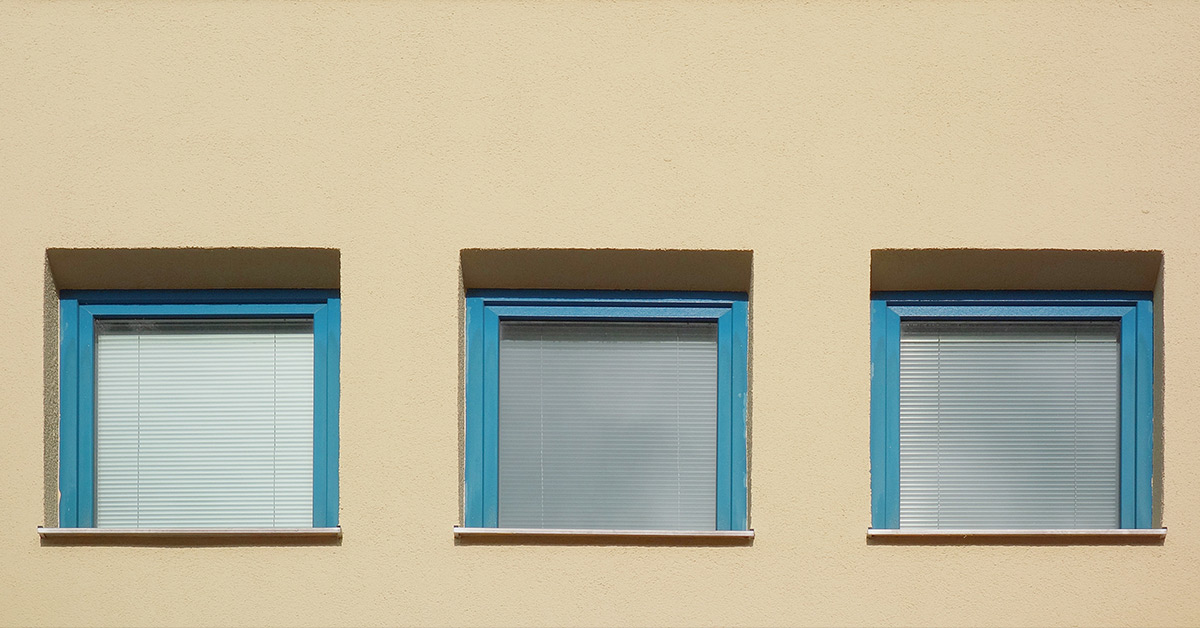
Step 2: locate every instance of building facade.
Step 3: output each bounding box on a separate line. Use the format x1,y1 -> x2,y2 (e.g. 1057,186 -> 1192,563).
2,2 -> 1199,626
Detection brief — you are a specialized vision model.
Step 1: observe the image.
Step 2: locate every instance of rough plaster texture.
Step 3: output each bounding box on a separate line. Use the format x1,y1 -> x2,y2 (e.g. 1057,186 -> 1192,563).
2,1 -> 1199,626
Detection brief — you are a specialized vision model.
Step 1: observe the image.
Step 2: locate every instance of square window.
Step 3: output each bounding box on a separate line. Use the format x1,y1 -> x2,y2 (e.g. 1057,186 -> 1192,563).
464,291 -> 748,531
870,292 -> 1154,530
58,291 -> 339,529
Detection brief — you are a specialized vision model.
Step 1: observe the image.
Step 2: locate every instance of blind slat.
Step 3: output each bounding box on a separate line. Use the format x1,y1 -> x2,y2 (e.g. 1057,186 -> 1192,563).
95,319 -> 314,528
498,322 -> 717,530
898,321 -> 1120,529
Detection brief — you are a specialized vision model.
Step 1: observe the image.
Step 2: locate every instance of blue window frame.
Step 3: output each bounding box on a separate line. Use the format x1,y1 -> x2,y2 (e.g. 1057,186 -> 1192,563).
58,290 -> 340,528
870,291 -> 1154,530
464,290 -> 749,530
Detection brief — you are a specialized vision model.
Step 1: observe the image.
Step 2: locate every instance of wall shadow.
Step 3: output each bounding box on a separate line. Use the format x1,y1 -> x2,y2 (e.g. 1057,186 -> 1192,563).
47,247 -> 340,290
871,248 -> 1161,292
461,248 -> 752,292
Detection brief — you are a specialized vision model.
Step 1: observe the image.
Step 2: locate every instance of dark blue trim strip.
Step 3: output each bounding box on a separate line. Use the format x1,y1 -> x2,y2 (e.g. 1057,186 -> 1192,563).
889,305 -> 1135,319
81,304 -> 325,318
486,305 -> 730,321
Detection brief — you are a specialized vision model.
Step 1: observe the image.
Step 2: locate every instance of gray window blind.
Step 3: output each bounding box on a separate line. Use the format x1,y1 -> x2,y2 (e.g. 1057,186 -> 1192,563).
498,321 -> 717,530
899,320 -> 1120,529
95,319 -> 314,528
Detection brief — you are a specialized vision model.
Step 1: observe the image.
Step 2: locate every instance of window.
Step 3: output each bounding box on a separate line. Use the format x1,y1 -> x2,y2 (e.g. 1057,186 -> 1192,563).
870,292 -> 1153,531
57,290 -> 339,529
463,291 -> 748,532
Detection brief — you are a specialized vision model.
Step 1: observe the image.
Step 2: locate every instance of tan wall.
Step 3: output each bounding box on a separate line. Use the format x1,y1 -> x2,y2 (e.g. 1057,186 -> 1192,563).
2,1 -> 1199,626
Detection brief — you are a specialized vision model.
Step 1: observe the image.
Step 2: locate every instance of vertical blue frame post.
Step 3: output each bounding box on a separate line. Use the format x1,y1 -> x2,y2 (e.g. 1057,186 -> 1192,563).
328,297 -> 341,527
868,300 -> 888,529
464,290 -> 750,531
715,310 -> 733,531
883,308 -> 902,529
869,291 -> 1154,530
77,310 -> 97,528
481,307 -> 501,528
58,290 -> 339,528
1118,309 -> 1138,528
313,298 -> 342,527
463,297 -> 486,528
730,298 -> 749,531
1135,299 -> 1154,529
58,297 -> 80,528
867,301 -> 902,529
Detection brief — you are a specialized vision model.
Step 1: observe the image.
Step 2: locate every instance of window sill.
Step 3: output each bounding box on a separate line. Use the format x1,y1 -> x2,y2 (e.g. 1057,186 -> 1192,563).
453,527 -> 754,545
455,527 -> 753,538
38,527 -> 342,545
868,528 -> 1165,537
868,528 -> 1166,545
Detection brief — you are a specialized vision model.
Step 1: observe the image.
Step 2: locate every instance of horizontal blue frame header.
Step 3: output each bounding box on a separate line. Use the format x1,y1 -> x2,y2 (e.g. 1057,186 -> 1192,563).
466,289 -> 747,306
873,290 -> 1152,306
61,289 -> 338,305
888,305 -> 1135,319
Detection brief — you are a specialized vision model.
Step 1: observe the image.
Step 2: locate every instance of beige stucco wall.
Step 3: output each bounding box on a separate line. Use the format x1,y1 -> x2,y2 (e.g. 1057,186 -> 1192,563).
2,1 -> 1199,626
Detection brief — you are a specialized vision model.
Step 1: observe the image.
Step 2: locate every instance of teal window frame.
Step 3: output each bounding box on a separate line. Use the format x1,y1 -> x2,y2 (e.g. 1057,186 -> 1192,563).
57,289 -> 340,528
464,290 -> 749,530
869,290 -> 1154,530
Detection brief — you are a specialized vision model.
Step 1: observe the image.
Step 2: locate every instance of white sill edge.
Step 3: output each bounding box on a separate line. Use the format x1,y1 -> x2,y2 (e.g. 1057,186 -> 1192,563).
868,528 -> 1166,538
453,527 -> 754,538
38,527 -> 342,538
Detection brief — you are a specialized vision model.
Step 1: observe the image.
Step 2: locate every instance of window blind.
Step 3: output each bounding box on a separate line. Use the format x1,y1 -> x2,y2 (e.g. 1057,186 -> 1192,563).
898,320 -> 1121,529
95,319 -> 314,528
498,321 -> 717,530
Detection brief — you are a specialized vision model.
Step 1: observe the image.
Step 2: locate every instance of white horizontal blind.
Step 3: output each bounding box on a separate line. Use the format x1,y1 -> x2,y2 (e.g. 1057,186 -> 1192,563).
899,320 -> 1120,529
95,319 -> 314,528
498,321 -> 717,530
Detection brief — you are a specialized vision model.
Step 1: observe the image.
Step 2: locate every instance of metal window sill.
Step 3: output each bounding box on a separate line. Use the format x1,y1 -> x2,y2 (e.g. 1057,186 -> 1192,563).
454,527 -> 754,539
868,528 -> 1166,539
38,527 -> 342,539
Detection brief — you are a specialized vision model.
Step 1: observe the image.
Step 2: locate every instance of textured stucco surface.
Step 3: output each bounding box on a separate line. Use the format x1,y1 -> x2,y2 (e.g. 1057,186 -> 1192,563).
2,1 -> 1200,626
